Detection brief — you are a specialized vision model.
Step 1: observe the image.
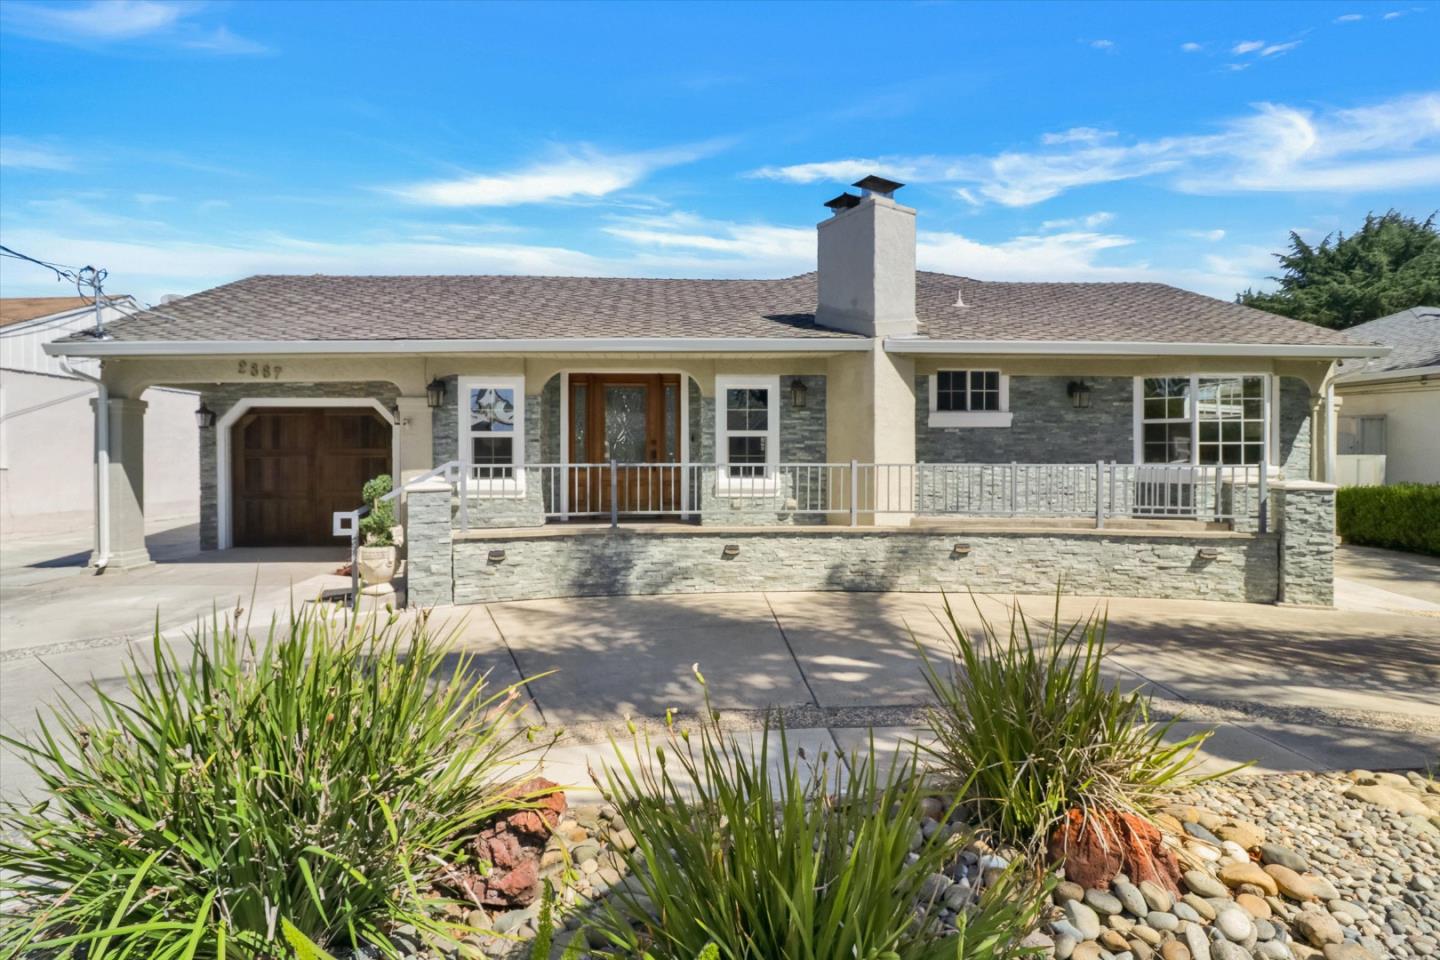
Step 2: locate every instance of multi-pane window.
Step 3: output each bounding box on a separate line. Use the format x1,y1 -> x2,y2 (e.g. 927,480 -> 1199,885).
936,370 -> 1002,412
460,377 -> 524,481
725,387 -> 770,477
1139,375 -> 1267,466
716,375 -> 778,482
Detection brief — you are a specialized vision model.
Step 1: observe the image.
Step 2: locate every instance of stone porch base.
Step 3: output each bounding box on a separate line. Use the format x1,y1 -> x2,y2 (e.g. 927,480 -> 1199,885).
404,481 -> 1335,608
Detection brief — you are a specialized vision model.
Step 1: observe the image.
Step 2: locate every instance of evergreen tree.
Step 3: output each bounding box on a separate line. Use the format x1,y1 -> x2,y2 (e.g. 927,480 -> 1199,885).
1238,210 -> 1440,329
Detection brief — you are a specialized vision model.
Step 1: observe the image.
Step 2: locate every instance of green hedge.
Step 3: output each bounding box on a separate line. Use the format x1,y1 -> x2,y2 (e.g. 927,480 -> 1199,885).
1336,483 -> 1440,556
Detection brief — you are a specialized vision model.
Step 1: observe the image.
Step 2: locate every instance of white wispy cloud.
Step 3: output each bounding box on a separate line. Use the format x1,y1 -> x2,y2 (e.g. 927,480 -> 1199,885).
0,138 -> 76,171
389,143 -> 719,207
748,91 -> 1440,206
1041,127 -> 1115,145
1260,41 -> 1302,56
0,0 -> 268,54
1335,13 -> 1365,22
1182,228 -> 1227,241
1039,211 -> 1116,230
1089,39 -> 1115,50
1231,40 -> 1266,55
1181,42 -> 1204,52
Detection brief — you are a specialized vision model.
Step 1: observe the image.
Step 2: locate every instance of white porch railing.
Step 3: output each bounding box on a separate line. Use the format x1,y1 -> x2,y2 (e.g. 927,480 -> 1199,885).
437,460 -> 1269,531
332,462 -> 1268,579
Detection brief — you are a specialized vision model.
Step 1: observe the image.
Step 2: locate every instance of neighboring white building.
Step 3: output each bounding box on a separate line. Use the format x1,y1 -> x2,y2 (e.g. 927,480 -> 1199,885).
0,296 -> 199,540
1333,307 -> 1440,486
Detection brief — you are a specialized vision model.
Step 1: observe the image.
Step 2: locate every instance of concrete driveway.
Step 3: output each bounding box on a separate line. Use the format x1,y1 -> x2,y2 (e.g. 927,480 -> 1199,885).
3,536 -> 1438,804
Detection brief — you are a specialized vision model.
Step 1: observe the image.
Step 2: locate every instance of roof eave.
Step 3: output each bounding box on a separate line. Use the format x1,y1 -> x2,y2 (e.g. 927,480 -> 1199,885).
1334,363 -> 1440,386
43,336 -> 874,358
883,338 -> 1391,359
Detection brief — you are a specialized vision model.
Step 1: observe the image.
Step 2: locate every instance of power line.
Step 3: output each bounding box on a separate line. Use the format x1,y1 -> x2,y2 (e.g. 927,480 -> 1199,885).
0,243 -> 110,336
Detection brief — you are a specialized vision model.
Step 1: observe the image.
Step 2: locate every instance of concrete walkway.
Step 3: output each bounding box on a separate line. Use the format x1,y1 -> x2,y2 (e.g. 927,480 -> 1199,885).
3,537 -> 1438,803
1334,543 -> 1440,616
0,519 -> 350,656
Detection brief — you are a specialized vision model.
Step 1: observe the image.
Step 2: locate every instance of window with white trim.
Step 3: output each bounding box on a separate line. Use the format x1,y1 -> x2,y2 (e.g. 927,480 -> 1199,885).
715,375 -> 778,481
928,370 -> 1012,428
459,376 -> 524,482
1137,375 -> 1268,465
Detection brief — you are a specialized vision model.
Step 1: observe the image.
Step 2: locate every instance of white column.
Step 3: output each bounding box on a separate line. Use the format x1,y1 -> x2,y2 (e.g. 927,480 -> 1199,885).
92,396 -> 153,570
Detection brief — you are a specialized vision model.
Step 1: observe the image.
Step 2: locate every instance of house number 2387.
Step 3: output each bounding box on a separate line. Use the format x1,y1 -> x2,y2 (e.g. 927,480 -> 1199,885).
238,361 -> 282,379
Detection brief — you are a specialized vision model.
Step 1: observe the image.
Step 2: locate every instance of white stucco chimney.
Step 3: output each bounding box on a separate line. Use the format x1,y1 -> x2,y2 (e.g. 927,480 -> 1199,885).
816,175 -> 918,337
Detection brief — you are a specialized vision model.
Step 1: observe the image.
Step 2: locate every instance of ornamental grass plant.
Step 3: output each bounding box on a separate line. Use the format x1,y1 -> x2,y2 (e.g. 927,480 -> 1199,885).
586,670 -> 1048,960
917,594 -> 1227,851
0,605 -> 544,958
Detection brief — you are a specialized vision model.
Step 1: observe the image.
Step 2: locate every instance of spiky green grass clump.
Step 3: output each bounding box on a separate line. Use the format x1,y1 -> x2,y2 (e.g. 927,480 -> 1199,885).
918,595 -> 1230,849
588,671 -> 1047,960
1,607 -> 541,958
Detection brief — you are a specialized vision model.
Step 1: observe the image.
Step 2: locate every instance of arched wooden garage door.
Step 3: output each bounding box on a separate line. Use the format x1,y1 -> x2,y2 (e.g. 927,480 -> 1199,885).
232,407 -> 392,547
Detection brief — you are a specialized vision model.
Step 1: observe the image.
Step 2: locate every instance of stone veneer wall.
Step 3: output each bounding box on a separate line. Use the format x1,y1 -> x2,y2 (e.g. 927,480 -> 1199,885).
1274,482 -> 1336,605
914,375 -> 1314,482
403,482 -> 452,606
915,376 -> 1133,464
449,528 -> 1278,605
197,380 -> 400,550
1277,377 -> 1312,480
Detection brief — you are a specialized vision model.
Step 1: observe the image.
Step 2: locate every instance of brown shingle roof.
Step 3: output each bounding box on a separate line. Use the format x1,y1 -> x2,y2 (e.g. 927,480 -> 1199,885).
916,274 -> 1368,346
62,271 -> 1369,349
1,296 -> 101,327
82,274 -> 848,342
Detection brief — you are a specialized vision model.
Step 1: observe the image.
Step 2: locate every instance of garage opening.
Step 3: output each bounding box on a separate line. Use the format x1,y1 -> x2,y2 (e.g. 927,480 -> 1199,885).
231,407 -> 392,547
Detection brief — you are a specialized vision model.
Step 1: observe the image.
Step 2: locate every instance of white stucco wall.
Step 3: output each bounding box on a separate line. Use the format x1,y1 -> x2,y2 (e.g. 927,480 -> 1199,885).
1335,377 -> 1440,484
0,370 -> 199,539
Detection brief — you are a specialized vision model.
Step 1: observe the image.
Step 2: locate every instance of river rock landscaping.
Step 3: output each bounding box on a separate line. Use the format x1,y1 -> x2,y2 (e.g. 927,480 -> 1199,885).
387,762 -> 1440,960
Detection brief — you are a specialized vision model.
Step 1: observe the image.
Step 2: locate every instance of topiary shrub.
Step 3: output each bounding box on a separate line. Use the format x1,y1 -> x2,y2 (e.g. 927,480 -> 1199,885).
360,473 -> 396,546
1336,482 -> 1440,555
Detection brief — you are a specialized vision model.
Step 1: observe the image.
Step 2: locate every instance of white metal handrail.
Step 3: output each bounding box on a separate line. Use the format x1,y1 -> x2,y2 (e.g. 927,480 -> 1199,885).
444,461 -> 1268,531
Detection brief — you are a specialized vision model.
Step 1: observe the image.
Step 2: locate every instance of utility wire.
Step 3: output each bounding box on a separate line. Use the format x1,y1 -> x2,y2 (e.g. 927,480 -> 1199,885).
1,243 -> 110,335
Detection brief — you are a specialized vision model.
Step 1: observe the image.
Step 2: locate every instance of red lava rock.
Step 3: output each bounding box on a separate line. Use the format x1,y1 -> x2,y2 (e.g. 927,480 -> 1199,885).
1048,808 -> 1182,894
503,777 -> 567,836
441,779 -> 569,909
488,858 -> 539,903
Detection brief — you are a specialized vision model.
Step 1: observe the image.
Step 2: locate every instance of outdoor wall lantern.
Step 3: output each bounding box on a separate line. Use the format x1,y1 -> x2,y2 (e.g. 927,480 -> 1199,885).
1067,380 -> 1092,409
488,549 -> 506,563
195,403 -> 216,429
789,377 -> 809,409
722,543 -> 741,559
951,543 -> 972,558
426,377 -> 447,409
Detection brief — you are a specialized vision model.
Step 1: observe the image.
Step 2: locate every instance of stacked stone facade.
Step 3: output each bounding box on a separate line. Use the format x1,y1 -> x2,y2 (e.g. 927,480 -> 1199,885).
449,526 -> 1278,605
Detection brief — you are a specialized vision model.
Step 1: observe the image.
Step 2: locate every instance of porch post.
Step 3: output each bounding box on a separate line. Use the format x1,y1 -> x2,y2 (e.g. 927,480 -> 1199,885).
394,395 -> 433,484
91,395 -> 152,571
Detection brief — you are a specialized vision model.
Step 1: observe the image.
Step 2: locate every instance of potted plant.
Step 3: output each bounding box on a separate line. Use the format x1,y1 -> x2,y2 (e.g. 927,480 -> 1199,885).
356,474 -> 402,595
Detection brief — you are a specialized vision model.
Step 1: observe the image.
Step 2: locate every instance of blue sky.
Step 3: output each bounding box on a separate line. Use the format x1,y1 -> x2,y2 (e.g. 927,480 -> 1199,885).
1,0 -> 1437,306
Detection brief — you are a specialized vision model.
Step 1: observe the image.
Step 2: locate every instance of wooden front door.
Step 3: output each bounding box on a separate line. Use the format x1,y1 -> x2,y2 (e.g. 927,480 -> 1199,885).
568,374 -> 682,515
232,407 -> 392,546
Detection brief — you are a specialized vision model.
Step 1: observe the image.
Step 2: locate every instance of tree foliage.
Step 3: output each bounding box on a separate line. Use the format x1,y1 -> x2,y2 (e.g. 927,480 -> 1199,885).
1237,210 -> 1440,329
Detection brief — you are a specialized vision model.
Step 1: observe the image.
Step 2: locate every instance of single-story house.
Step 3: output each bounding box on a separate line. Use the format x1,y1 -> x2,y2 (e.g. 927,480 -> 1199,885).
45,178 -> 1386,605
1332,306 -> 1439,486
1,296 -> 197,541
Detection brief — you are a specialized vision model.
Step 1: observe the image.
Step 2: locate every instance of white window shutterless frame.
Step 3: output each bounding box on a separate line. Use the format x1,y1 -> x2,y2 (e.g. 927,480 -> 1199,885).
927,370 -> 1013,428
715,374 -> 779,492
458,376 -> 525,494
1133,375 -> 1271,467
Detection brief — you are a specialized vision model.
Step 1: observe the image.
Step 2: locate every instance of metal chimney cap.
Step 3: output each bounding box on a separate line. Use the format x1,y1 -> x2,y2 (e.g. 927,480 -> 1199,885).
823,192 -> 863,211
851,174 -> 905,197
